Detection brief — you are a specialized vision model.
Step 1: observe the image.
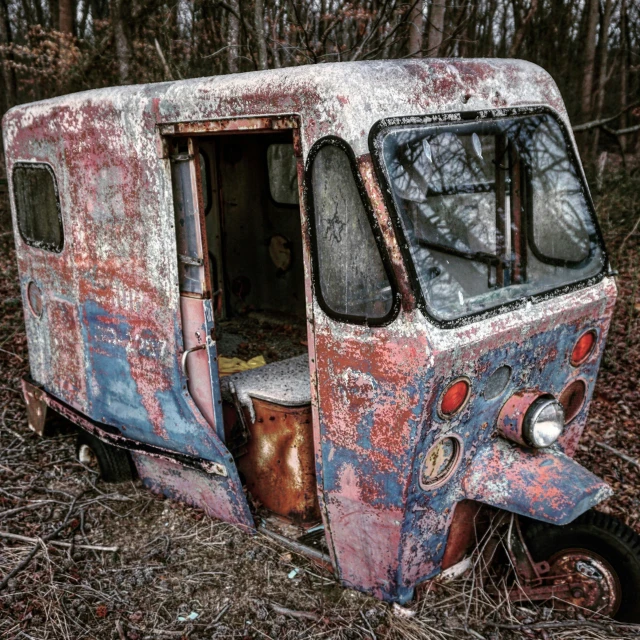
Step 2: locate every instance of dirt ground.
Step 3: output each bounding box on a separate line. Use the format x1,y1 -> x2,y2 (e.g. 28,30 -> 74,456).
1,165 -> 639,640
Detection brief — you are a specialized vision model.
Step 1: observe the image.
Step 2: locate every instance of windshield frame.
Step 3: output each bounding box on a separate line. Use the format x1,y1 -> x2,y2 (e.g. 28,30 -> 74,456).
368,105 -> 610,329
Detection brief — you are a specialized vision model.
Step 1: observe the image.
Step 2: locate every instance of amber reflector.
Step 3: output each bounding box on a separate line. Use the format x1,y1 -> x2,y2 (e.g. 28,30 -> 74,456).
440,380 -> 470,416
559,380 -> 586,423
571,331 -> 596,365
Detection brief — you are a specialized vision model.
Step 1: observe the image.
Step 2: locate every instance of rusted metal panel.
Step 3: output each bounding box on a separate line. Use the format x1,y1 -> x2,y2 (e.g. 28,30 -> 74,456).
462,439 -> 612,525
132,453 -> 254,530
236,398 -> 320,523
179,296 -> 217,430
25,379 -> 255,529
159,115 -> 299,136
309,158 -> 615,602
34,384 -> 230,477
47,296 -> 86,406
440,500 -> 482,570
21,378 -> 49,436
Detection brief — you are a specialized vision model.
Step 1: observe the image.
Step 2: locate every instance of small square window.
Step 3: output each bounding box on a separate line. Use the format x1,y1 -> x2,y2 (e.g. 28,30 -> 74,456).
13,163 -> 63,253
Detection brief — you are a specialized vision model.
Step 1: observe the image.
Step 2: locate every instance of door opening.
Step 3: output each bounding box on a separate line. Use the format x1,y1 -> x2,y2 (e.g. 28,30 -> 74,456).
169,125 -> 321,530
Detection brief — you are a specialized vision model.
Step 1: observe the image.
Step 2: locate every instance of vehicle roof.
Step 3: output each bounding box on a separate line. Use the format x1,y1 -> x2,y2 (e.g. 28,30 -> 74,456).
3,58 -> 567,157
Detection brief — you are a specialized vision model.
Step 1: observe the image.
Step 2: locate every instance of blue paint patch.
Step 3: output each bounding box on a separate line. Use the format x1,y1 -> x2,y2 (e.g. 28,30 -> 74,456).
393,317 -> 609,597
81,299 -> 225,461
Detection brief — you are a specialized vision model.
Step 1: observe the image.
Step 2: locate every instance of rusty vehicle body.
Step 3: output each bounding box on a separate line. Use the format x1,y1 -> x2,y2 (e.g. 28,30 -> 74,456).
5,59 -> 640,619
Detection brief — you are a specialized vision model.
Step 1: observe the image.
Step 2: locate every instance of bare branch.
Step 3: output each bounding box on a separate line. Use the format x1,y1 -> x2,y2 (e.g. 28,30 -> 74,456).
573,98 -> 640,131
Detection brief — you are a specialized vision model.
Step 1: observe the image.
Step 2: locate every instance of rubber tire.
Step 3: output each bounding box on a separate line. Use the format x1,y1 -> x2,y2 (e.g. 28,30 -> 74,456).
524,510 -> 640,622
76,431 -> 135,483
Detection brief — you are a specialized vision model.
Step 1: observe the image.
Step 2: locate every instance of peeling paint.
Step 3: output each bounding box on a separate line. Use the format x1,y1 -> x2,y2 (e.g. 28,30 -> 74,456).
4,59 -> 616,605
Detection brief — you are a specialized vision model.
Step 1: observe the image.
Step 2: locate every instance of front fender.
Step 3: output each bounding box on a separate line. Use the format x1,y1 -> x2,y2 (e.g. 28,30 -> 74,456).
462,438 -> 612,526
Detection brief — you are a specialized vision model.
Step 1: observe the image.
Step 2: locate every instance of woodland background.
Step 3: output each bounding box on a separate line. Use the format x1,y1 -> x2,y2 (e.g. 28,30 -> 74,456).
0,0 -> 639,168
1,2 -> 640,639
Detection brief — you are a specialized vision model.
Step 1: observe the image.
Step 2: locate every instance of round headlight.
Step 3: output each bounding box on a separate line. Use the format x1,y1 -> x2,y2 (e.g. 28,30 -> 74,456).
523,397 -> 565,448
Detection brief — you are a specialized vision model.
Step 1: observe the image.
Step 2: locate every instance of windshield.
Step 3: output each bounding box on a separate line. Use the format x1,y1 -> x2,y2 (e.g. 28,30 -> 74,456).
377,113 -> 605,322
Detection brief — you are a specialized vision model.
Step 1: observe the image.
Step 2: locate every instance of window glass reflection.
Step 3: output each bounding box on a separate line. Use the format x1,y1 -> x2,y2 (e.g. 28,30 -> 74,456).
380,114 -> 604,321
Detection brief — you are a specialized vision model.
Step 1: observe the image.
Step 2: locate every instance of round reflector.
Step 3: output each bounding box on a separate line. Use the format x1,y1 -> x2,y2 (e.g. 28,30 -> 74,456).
440,379 -> 470,416
559,379 -> 586,423
571,331 -> 596,365
27,281 -> 43,318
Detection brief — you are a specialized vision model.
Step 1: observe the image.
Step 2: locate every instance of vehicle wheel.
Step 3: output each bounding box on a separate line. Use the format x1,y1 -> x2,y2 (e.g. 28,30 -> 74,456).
524,510 -> 640,622
76,431 -> 135,483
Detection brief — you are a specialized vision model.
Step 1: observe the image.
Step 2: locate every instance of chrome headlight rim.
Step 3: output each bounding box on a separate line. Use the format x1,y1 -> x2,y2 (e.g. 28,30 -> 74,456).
523,396 -> 565,448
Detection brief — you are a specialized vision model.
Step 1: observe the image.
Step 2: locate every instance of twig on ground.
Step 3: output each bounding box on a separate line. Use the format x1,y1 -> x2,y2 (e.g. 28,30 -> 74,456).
115,619 -> 127,640
484,619 -> 640,632
271,602 -> 323,622
0,386 -> 21,394
202,602 -> 230,630
616,211 -> 640,262
0,500 -> 56,519
462,626 -> 487,640
596,441 -> 640,470
0,490 -> 85,590
0,538 -> 43,591
0,530 -> 119,552
0,346 -> 23,361
359,610 -> 377,639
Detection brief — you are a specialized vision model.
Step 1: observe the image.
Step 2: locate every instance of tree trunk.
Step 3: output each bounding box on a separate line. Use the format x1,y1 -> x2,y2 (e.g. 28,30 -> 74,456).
78,0 -> 91,38
591,0 -> 613,160
0,0 -> 17,112
426,0 -> 446,57
509,0 -> 538,57
580,0 -> 599,122
619,0 -> 629,154
109,0 -> 132,84
254,0 -> 268,69
406,0 -> 423,57
50,0 -> 59,29
227,0 -> 239,73
270,5 -> 282,68
59,0 -> 74,34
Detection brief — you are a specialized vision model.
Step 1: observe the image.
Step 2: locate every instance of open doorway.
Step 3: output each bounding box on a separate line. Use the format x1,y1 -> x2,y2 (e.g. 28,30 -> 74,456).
200,130 -> 308,362
169,124 -> 322,534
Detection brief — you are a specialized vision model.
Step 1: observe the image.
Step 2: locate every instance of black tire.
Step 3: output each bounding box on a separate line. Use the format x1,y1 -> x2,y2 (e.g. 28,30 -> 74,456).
524,510 -> 640,622
76,430 -> 135,483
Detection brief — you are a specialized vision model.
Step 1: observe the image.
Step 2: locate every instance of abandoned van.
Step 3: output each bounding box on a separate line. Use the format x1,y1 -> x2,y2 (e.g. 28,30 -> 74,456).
4,59 -> 640,619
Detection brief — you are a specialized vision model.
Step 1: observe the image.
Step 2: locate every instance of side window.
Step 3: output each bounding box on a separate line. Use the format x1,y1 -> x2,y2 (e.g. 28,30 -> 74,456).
267,144 -> 299,205
310,140 -> 394,322
13,163 -> 63,253
526,118 -> 592,264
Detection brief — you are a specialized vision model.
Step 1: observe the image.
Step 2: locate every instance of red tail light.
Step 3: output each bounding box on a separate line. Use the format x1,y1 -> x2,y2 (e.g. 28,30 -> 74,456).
571,331 -> 596,366
440,379 -> 470,416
